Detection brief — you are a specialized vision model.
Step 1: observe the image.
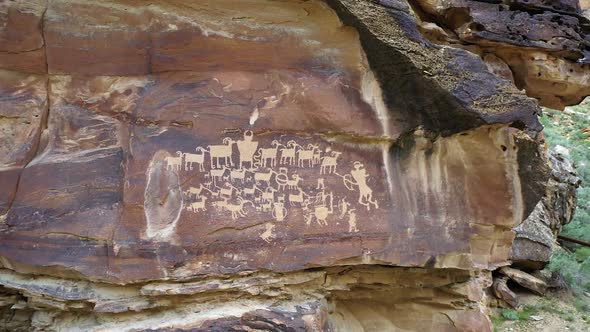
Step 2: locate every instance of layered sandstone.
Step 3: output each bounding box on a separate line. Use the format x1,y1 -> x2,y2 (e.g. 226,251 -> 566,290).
0,0 -> 583,331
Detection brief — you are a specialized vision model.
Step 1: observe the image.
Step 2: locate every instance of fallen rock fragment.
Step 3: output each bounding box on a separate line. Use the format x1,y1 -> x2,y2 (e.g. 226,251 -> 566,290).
499,267 -> 549,296
493,276 -> 519,308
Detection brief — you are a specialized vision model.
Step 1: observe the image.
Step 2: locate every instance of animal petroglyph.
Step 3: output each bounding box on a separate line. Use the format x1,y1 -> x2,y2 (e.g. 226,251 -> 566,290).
207,137 -> 234,169
256,140 -> 281,168
186,197 -> 208,213
320,149 -> 342,175
155,131 -> 382,234
182,147 -> 207,171
165,152 -> 183,171
296,143 -> 320,168
279,140 -> 298,166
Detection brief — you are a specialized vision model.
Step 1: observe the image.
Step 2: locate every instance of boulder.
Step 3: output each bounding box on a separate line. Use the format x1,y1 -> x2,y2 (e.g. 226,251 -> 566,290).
511,148 -> 581,269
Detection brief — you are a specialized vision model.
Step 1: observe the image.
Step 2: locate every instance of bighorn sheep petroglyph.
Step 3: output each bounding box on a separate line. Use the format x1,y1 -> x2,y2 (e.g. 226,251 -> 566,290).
320,150 -> 342,175
255,140 -> 281,167
279,140 -> 298,166
296,143 -> 320,168
206,137 -> 234,169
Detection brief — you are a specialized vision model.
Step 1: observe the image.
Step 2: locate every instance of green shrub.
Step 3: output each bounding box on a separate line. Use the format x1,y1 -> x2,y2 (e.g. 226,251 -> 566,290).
541,105 -> 590,294
548,248 -> 590,294
501,309 -> 520,321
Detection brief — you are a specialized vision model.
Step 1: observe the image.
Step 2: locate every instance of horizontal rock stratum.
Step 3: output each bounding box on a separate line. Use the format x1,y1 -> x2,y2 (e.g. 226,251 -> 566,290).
0,0 -> 587,331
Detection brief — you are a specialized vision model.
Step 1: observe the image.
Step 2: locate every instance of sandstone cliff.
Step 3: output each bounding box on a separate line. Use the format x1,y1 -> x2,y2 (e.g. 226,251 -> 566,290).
0,0 -> 588,331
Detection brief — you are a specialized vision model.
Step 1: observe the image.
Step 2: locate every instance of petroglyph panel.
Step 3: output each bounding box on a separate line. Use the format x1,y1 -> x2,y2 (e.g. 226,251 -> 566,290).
141,130 -> 389,243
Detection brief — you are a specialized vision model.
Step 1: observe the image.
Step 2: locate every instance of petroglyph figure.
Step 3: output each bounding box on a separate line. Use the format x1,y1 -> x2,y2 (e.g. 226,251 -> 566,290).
158,131 -> 382,231
260,223 -> 275,242
279,140 -> 298,166
209,166 -> 228,186
316,178 -> 325,190
207,137 -> 234,169
184,184 -> 213,199
253,168 -> 274,185
275,168 -> 300,191
229,168 -> 247,183
144,153 -> 183,242
261,187 -> 277,202
236,130 -> 258,169
223,198 -> 253,220
297,143 -> 320,168
289,188 -> 306,206
183,147 -> 206,171
342,161 -> 379,210
347,209 -> 358,232
338,198 -> 350,218
305,191 -> 333,226
186,197 -> 208,213
272,202 -> 288,221
320,149 -> 341,175
165,151 -> 183,171
255,140 -> 281,168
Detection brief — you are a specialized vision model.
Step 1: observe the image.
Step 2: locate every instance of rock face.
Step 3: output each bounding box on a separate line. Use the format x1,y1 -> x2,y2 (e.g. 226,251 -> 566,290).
0,0 -> 584,331
414,0 -> 590,110
511,148 -> 581,269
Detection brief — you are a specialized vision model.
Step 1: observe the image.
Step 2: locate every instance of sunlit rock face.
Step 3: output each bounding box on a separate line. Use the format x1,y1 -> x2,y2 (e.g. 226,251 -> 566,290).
0,0 -> 560,331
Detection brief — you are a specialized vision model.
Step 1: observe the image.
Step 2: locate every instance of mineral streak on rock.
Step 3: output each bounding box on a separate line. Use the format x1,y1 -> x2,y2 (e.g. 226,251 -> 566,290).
0,0 -> 582,331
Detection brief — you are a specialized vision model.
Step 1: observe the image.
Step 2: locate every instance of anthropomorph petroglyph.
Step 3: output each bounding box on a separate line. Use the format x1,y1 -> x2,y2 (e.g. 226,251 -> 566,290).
236,130 -> 258,169
155,131 -> 382,235
340,161 -> 379,210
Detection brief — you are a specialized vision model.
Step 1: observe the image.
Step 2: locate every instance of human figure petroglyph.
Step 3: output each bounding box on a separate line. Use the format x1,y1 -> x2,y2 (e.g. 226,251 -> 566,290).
338,198 -> 350,218
347,209 -> 358,232
183,147 -> 207,171
165,152 -> 183,171
341,161 -> 379,210
236,130 -> 258,169
312,148 -> 322,166
279,140 -> 298,166
305,191 -> 333,226
206,137 -> 234,169
316,178 -> 325,190
320,149 -> 342,175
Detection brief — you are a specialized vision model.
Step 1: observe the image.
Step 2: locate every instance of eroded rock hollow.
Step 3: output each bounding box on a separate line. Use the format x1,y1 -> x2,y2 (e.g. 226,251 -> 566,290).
0,0 -> 587,331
